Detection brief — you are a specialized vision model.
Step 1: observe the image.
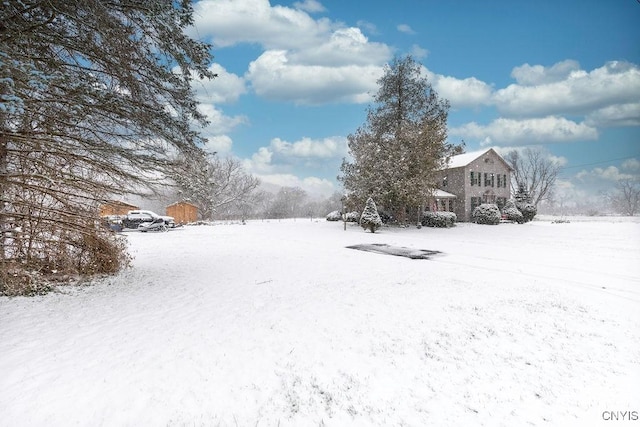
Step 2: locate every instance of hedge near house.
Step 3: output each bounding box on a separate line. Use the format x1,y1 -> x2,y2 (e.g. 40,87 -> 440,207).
501,199 -> 524,223
472,204 -> 501,225
421,211 -> 457,228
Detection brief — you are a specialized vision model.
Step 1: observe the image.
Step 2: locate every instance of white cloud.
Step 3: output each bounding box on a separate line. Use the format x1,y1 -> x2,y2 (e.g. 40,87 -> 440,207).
585,102 -> 640,127
192,0 -> 392,105
494,61 -> 640,117
292,0 -> 325,13
243,147 -> 273,174
397,24 -> 416,35
410,44 -> 429,59
426,71 -> 493,108
193,0 -> 333,49
622,158 -> 640,171
510,60 -> 581,86
197,104 -> 248,133
423,60 -> 640,121
451,116 -> 598,146
549,154 -> 569,167
192,0 -> 391,66
270,136 -> 348,159
243,136 -> 347,174
289,27 -> 391,67
246,50 -> 382,104
576,166 -> 635,182
202,135 -> 233,153
193,63 -> 246,104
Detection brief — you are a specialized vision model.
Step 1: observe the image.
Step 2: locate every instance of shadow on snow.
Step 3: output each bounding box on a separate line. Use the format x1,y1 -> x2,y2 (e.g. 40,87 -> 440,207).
346,243 -> 443,260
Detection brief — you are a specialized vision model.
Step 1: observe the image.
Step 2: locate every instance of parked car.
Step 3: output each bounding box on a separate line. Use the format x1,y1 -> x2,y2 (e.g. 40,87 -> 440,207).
122,210 -> 175,231
102,215 -> 124,232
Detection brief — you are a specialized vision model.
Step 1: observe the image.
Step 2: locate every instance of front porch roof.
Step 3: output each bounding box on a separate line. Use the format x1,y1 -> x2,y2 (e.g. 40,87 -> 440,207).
432,189 -> 457,198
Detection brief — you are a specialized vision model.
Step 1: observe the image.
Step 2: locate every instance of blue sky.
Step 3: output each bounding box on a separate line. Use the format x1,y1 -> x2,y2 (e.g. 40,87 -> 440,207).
188,0 -> 640,206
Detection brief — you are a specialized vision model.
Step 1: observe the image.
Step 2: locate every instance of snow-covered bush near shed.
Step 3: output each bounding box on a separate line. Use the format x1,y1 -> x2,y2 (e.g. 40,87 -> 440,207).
472,204 -> 501,225
345,211 -> 360,222
360,197 -> 382,233
502,199 -> 524,223
325,210 -> 341,221
421,211 -> 457,228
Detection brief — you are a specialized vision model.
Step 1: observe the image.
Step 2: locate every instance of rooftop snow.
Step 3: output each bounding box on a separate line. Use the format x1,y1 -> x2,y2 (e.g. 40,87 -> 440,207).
445,149 -> 493,169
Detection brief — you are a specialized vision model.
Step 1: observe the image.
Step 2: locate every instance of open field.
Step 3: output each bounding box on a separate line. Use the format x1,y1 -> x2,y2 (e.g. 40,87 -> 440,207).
1,217 -> 639,426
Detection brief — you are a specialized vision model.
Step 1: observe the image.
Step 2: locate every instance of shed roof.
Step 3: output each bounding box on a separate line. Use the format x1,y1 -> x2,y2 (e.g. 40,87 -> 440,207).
103,200 -> 138,208
166,201 -> 198,208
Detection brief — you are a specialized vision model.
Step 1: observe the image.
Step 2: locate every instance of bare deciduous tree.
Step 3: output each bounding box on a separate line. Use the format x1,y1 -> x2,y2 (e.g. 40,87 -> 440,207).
607,178 -> 640,216
172,151 -> 260,220
504,147 -> 561,206
268,187 -> 308,219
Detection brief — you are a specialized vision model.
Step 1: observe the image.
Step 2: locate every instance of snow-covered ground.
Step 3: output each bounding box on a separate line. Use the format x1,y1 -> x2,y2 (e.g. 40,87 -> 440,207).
1,218 -> 639,426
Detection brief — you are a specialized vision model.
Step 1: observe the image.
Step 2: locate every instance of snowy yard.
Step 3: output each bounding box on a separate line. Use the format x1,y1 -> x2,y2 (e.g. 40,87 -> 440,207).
1,218 -> 639,426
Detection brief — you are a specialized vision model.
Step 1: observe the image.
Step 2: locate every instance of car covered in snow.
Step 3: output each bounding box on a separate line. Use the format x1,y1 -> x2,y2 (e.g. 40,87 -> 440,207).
122,210 -> 175,231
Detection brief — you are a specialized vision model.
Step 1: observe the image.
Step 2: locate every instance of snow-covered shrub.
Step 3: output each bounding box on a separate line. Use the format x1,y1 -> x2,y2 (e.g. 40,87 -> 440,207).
326,210 -> 341,221
421,211 -> 457,228
472,204 -> 501,225
501,199 -> 524,223
360,197 -> 382,233
345,211 -> 360,222
517,202 -> 537,223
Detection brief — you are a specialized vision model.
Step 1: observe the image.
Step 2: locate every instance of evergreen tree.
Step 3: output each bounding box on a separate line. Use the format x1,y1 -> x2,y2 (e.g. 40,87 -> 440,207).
515,185 -> 532,204
514,185 -> 537,222
339,55 -> 457,222
360,197 -> 382,233
1,0 -> 214,294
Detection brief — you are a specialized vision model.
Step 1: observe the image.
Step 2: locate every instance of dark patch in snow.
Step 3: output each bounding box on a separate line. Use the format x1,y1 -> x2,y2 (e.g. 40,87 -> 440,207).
346,243 -> 442,260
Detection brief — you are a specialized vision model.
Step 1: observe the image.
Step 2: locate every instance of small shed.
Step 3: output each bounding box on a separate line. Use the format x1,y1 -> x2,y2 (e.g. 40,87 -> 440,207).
100,201 -> 139,216
166,201 -> 198,224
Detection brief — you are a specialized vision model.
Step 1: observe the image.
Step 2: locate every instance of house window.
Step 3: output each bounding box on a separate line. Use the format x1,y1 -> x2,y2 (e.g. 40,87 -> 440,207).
490,173 -> 495,187
471,197 -> 481,212
484,173 -> 488,187
503,174 -> 507,189
439,199 -> 447,211
497,174 -> 502,188
470,171 -> 480,186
